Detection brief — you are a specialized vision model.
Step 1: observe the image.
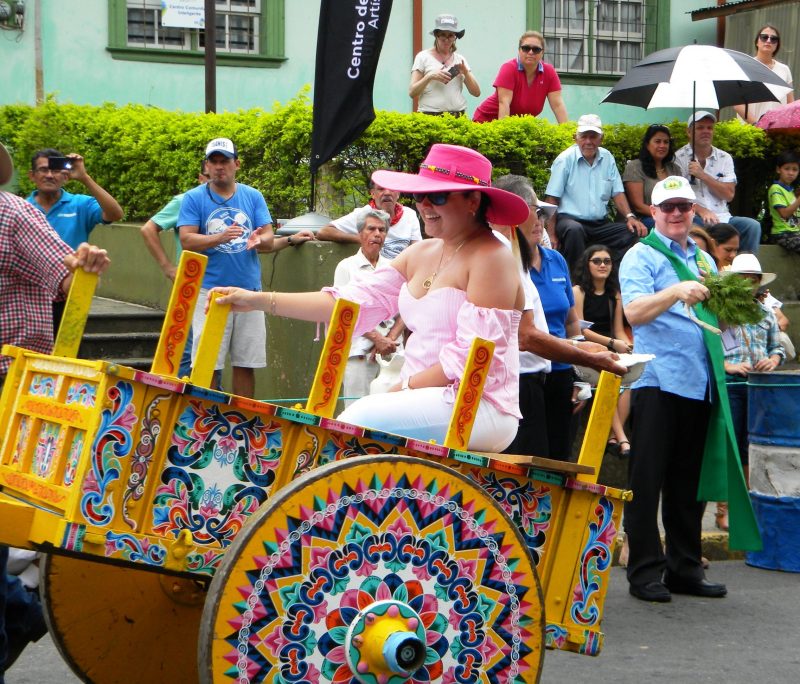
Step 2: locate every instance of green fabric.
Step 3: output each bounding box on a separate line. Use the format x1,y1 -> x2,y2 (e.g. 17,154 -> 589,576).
641,230 -> 762,551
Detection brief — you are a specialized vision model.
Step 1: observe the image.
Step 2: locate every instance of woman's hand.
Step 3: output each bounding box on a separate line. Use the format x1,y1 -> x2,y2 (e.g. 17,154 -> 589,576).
611,338 -> 633,354
208,286 -> 261,313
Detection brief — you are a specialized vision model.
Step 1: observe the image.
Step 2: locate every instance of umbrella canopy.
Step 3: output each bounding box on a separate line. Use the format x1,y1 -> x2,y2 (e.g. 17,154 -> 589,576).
756,100 -> 800,134
601,45 -> 792,110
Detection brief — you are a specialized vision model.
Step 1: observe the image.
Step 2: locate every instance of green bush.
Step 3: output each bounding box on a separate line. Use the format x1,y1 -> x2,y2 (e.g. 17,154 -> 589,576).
0,95 -> 789,222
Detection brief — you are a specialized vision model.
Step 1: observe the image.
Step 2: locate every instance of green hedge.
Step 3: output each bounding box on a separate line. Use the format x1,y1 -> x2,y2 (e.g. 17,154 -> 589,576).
0,95 -> 788,221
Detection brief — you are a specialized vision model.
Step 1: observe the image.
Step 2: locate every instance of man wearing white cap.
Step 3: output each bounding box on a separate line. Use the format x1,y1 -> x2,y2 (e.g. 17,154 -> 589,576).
620,175 -> 735,603
545,114 -> 646,271
178,137 -> 274,398
1,142 -> 111,678
674,111 -> 761,254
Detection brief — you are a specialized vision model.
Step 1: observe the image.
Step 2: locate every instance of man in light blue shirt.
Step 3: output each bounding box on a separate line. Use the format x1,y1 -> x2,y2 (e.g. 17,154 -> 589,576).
620,176 -> 727,603
545,114 -> 646,271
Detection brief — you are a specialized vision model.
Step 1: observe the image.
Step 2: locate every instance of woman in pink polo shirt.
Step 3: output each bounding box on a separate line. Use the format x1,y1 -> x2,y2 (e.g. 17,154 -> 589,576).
473,30 -> 568,123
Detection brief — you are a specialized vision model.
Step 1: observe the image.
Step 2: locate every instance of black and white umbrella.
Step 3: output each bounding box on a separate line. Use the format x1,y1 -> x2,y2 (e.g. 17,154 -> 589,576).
601,44 -> 792,111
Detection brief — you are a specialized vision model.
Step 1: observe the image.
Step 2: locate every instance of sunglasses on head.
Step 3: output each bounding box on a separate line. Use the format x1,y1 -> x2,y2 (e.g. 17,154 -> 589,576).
658,201 -> 694,214
589,257 -> 612,266
758,33 -> 779,43
412,191 -> 453,206
519,44 -> 543,54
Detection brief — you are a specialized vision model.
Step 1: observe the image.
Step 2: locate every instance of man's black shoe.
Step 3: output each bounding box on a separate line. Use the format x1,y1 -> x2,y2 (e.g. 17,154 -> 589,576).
629,581 -> 671,602
663,574 -> 727,598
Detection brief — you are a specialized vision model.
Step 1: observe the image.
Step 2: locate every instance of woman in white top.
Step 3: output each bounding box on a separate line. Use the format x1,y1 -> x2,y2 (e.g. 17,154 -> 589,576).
408,14 -> 480,117
734,24 -> 794,124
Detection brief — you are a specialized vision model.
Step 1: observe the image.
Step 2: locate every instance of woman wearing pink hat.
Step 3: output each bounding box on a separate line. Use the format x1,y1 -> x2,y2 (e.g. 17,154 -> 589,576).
211,145 -> 531,451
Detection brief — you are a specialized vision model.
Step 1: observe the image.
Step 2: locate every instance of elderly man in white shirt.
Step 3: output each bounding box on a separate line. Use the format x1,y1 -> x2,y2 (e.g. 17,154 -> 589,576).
318,179 -> 422,259
333,208 -> 403,406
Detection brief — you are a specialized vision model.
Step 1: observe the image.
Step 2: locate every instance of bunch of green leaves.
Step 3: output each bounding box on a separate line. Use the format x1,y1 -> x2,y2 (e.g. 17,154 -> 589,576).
703,272 -> 764,325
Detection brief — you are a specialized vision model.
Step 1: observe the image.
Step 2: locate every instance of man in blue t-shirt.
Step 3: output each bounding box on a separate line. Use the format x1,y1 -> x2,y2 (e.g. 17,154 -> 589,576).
26,148 -> 124,334
178,138 -> 274,398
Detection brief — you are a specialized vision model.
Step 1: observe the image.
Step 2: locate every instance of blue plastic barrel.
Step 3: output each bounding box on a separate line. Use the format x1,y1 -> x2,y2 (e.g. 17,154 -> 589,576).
748,371 -> 800,447
746,371 -> 800,572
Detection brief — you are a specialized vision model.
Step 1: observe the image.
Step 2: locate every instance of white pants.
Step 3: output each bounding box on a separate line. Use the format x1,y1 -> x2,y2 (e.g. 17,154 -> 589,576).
338,386 -> 517,453
342,357 -> 380,409
192,288 -> 267,371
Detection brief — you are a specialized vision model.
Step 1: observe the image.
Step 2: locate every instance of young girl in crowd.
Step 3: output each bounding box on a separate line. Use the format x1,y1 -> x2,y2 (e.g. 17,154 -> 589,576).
767,150 -> 800,254
572,245 -> 633,455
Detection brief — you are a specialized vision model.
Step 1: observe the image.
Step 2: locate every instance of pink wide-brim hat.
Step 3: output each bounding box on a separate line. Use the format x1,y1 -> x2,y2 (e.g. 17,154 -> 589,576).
372,144 -> 531,226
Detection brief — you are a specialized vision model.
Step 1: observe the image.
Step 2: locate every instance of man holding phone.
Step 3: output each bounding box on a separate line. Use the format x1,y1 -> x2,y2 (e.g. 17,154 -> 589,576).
26,148 -> 123,334
26,148 -> 123,249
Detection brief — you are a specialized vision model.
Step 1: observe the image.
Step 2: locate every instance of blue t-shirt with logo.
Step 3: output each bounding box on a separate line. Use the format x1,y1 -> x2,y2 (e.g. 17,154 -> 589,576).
26,189 -> 107,249
178,182 -> 271,290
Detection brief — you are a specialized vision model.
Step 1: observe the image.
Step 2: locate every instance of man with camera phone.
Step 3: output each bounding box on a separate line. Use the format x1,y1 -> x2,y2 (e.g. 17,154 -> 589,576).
26,148 -> 123,333
26,148 -> 123,249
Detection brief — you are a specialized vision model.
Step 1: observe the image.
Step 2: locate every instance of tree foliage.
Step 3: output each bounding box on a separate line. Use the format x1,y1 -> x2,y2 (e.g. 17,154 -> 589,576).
0,95 -> 790,222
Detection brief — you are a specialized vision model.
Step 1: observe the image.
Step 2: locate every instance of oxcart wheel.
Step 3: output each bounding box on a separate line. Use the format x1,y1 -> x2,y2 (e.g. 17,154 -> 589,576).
41,554 -> 206,683
199,455 -> 545,683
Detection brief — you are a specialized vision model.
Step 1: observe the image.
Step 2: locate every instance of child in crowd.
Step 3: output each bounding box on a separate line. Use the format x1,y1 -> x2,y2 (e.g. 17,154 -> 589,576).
768,150 -> 800,253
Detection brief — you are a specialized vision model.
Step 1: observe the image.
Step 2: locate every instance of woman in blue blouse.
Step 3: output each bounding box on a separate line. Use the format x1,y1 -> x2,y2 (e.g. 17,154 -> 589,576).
526,205 -> 583,460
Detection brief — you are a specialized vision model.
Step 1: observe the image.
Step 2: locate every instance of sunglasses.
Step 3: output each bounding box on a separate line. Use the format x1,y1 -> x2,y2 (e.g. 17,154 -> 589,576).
658,201 -> 694,214
412,191 -> 453,206
519,45 -> 543,54
758,33 -> 779,43
589,257 -> 612,266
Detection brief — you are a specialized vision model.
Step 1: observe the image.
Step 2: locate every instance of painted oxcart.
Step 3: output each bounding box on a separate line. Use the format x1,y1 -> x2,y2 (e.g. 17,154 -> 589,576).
0,252 -> 629,683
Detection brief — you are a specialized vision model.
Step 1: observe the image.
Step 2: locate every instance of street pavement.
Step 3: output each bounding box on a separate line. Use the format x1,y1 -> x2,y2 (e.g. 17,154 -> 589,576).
5,560 -> 799,683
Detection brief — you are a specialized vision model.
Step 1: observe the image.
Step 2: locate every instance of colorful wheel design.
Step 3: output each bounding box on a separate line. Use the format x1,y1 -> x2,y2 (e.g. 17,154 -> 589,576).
199,455 -> 545,683
41,554 -> 205,682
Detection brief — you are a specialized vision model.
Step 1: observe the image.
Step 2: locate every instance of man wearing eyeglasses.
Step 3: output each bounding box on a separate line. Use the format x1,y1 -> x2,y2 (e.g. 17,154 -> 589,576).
619,175 -> 728,603
674,111 -> 761,254
26,148 -> 124,334
544,113 -> 646,271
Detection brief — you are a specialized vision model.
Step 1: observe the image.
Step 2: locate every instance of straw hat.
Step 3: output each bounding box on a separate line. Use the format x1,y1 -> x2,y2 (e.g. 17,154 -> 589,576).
730,253 -> 776,286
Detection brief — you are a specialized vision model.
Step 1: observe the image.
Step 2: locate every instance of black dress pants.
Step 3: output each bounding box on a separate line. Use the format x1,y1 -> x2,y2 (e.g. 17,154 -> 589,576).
555,214 -> 638,272
625,387 -> 711,587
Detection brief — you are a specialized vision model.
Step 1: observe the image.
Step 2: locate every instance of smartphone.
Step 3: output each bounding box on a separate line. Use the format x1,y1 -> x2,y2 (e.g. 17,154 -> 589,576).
47,156 -> 72,171
447,64 -> 460,78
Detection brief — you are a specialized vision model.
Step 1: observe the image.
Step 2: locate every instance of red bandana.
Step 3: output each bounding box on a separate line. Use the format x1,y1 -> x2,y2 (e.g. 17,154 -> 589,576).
369,199 -> 403,226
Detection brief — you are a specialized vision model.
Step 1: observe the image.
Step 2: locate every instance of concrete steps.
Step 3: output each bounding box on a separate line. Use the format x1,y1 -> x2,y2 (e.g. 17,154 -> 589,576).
75,297 -> 164,368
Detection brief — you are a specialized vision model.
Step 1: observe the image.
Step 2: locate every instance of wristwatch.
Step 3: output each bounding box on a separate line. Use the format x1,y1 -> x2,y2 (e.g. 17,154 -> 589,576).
287,235 -> 294,246
401,376 -> 412,391
625,212 -> 636,220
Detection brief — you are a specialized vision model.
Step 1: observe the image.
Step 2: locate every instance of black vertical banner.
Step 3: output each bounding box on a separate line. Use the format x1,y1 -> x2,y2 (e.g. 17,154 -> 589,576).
310,0 -> 394,174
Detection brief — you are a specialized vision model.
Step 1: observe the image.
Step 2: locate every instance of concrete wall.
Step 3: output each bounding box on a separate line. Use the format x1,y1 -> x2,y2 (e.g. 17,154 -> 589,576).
90,222 -> 357,402
1,0 -> 716,126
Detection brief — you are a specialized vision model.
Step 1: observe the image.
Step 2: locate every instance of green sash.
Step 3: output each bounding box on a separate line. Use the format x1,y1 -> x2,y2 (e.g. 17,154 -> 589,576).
641,231 -> 762,551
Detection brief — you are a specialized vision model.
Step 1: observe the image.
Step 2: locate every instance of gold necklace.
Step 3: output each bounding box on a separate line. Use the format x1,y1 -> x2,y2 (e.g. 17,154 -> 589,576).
423,237 -> 469,290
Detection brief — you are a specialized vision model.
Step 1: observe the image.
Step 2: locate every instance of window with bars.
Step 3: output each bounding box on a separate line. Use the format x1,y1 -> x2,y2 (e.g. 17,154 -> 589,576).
126,0 -> 260,53
543,0 -> 655,76
108,0 -> 284,67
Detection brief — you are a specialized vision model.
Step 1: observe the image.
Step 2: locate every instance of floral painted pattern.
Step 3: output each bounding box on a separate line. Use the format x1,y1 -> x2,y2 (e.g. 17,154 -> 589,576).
80,382 -> 137,526
152,400 -> 282,547
570,497 -> 616,627
221,472 -> 539,683
468,469 -> 552,564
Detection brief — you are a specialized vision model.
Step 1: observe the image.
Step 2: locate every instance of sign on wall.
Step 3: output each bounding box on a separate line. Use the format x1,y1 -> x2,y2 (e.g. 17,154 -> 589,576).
161,0 -> 205,29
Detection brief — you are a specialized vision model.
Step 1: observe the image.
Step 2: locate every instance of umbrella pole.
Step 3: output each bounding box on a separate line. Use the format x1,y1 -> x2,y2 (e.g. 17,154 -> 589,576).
690,81 -> 697,184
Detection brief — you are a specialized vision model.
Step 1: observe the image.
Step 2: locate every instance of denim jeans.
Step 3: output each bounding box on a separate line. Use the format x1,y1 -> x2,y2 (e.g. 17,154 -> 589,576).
0,545 -> 47,681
